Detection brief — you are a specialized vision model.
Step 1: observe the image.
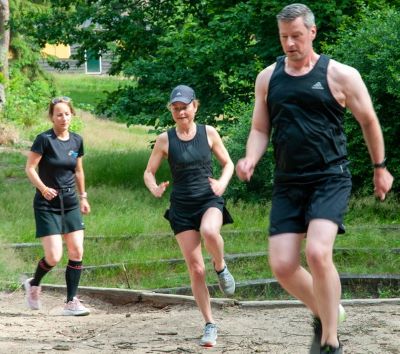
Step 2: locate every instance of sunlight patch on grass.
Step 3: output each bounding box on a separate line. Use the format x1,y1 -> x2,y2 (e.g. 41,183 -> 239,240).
51,73 -> 130,108
80,111 -> 155,151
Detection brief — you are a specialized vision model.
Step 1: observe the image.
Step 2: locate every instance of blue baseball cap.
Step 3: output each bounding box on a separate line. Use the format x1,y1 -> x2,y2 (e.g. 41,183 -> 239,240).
169,85 -> 196,104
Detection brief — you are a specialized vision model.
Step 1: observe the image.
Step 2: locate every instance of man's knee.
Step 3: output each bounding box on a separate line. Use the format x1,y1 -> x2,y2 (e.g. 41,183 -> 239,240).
269,256 -> 300,279
306,245 -> 332,271
200,225 -> 220,242
189,263 -> 206,281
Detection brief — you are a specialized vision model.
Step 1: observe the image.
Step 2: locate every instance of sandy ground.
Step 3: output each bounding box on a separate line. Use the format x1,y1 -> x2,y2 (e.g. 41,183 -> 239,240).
0,289 -> 399,354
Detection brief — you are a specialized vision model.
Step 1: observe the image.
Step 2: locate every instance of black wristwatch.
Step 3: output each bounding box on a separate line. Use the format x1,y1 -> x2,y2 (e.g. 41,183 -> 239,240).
373,158 -> 387,168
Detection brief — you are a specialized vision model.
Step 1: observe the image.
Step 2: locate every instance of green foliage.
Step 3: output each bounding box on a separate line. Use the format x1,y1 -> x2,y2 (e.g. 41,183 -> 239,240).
2,0 -> 55,135
323,6 -> 400,192
10,0 -> 400,195
3,68 -> 54,128
20,0 -> 394,131
220,100 -> 274,202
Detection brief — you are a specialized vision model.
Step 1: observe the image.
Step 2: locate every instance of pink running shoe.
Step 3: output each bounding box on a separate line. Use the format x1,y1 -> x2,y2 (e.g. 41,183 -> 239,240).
24,278 -> 41,310
62,297 -> 90,316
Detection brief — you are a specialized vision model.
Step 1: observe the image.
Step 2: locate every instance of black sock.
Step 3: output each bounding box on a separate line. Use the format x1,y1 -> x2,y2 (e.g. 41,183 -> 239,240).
31,257 -> 54,286
216,265 -> 226,274
65,260 -> 83,302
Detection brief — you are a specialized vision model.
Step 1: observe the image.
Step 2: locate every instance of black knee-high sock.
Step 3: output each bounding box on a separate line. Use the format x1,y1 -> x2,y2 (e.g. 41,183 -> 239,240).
31,257 -> 54,286
65,260 -> 83,302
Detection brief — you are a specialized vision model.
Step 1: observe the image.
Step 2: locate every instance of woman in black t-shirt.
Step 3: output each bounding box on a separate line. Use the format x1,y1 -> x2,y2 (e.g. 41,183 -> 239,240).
24,97 -> 90,316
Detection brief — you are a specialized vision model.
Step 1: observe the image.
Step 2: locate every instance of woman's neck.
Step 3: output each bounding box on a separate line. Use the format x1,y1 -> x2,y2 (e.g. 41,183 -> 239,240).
53,128 -> 69,140
176,123 -> 196,140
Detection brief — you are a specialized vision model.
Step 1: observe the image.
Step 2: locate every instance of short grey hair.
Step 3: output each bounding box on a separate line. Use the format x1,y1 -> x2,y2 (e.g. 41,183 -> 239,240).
276,3 -> 315,29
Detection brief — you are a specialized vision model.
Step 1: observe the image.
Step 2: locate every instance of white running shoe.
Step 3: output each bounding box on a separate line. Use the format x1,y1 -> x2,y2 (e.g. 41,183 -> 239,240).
24,278 -> 41,310
62,297 -> 90,316
338,304 -> 346,323
199,323 -> 217,347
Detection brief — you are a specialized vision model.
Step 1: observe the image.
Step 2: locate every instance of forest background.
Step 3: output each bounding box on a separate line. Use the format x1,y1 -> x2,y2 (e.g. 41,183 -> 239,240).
0,0 -> 399,298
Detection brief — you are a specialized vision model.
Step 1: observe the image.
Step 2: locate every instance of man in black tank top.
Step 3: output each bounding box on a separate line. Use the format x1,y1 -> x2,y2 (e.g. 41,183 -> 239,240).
236,4 -> 393,354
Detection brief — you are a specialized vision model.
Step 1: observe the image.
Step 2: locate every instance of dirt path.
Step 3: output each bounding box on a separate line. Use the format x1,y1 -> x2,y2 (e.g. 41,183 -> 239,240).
0,290 -> 399,354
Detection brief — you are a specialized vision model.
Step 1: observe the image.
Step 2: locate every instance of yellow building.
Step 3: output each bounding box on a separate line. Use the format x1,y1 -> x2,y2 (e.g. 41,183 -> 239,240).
41,44 -> 71,59
40,44 -> 106,74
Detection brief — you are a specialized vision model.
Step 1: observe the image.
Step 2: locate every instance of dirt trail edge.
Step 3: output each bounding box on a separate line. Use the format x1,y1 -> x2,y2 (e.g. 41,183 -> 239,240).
0,287 -> 399,354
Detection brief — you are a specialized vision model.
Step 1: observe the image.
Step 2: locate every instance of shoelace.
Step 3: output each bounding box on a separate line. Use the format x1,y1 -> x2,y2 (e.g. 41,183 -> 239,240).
220,270 -> 231,282
204,325 -> 216,336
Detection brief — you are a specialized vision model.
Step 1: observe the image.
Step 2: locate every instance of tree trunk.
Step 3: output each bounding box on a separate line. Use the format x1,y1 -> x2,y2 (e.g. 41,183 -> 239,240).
0,0 -> 10,109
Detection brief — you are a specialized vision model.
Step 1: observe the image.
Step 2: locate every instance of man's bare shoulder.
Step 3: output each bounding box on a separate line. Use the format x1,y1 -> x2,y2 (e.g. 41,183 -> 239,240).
257,63 -> 277,81
328,58 -> 361,81
255,63 -> 277,94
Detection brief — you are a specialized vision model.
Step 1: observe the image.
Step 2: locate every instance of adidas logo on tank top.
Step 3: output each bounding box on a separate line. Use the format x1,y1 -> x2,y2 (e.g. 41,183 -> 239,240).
311,81 -> 324,90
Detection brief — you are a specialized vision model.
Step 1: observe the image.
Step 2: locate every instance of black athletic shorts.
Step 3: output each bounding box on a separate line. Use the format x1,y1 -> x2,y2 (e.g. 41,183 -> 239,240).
34,208 -> 85,238
164,202 -> 233,235
269,174 -> 352,236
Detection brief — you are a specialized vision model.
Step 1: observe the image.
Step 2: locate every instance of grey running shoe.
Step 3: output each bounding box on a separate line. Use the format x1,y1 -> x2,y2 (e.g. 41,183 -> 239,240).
62,297 -> 90,316
217,266 -> 235,296
310,316 -> 322,354
310,305 -> 346,354
24,277 -> 41,310
199,323 -> 217,347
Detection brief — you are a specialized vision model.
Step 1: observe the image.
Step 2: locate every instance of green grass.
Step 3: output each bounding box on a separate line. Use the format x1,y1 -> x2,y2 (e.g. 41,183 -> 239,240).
1,149 -> 400,299
51,73 -> 131,109
1,137 -> 399,298
1,74 -> 399,298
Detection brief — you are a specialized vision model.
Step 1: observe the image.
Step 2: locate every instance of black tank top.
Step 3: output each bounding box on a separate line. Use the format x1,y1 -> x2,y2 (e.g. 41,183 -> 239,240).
167,124 -> 216,205
268,54 -> 347,177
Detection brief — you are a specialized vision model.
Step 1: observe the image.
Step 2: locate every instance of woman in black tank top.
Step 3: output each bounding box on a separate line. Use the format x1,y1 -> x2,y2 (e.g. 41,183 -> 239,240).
144,85 -> 235,347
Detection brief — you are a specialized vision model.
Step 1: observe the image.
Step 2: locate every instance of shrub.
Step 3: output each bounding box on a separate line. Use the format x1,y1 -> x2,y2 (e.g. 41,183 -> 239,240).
218,100 -> 274,203
3,68 -> 54,128
323,6 -> 400,193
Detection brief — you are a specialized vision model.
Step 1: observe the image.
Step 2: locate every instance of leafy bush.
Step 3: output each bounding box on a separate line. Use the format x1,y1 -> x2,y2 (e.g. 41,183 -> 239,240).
217,100 -> 274,202
3,68 -> 54,128
323,6 -> 400,193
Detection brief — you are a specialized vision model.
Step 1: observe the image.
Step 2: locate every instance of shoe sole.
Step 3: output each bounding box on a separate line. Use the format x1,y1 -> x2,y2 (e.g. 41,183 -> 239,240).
200,341 -> 217,347
62,310 -> 90,316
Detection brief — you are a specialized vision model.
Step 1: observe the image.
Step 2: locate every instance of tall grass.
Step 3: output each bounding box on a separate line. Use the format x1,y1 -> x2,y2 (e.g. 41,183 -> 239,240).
51,73 -> 128,109
0,73 -> 398,298
1,118 -> 399,296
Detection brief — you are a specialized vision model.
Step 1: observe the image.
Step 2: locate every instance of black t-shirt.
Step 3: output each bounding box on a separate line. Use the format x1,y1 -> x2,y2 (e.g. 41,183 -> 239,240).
31,129 -> 84,211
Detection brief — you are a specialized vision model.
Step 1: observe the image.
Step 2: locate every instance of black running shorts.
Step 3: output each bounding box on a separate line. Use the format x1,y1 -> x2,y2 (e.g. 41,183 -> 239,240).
164,202 -> 233,235
269,174 -> 352,236
34,208 -> 85,238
